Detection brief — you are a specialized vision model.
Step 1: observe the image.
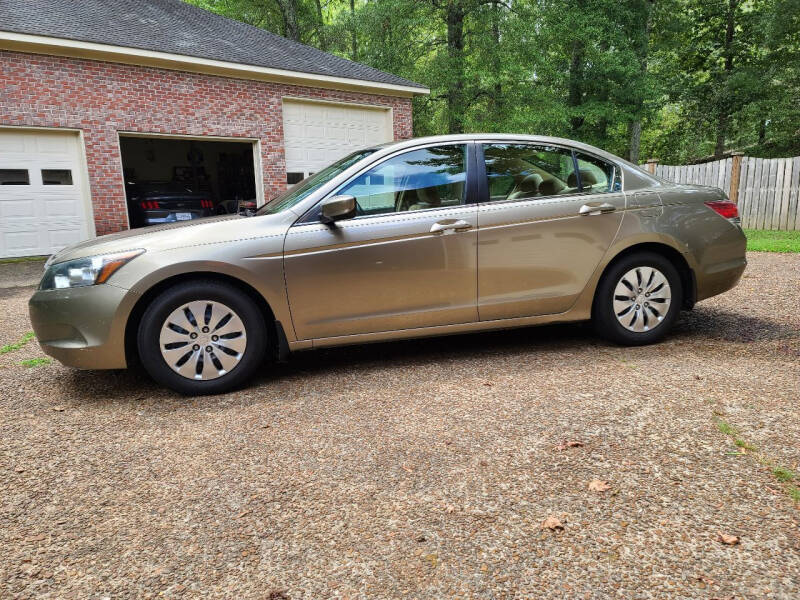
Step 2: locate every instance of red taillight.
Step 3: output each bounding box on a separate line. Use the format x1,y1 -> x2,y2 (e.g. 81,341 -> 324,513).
200,199 -> 212,209
139,200 -> 159,210
704,200 -> 739,220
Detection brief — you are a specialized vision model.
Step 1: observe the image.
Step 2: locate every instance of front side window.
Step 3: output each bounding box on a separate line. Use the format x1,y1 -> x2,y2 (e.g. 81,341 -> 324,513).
332,144 -> 467,217
256,148 -> 377,216
574,152 -> 620,194
482,144 -> 577,202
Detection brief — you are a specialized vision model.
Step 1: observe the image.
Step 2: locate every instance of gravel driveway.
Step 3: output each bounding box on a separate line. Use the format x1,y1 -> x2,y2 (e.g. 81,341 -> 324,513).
1,252 -> 798,599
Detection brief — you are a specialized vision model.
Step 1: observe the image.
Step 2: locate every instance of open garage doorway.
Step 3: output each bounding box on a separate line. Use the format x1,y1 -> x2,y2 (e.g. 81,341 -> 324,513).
119,134 -> 259,229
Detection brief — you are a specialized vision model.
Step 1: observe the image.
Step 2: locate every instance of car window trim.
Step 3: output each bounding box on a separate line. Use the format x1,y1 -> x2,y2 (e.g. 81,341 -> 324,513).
474,140 -> 625,203
295,141 -> 476,225
476,141 -> 581,204
573,150 -> 621,195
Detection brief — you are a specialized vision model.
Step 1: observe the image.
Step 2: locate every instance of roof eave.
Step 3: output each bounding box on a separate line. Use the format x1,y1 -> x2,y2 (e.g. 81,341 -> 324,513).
0,31 -> 430,98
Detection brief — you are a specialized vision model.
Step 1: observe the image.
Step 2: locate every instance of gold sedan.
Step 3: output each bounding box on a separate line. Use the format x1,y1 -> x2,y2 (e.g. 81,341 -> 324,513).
29,135 -> 746,394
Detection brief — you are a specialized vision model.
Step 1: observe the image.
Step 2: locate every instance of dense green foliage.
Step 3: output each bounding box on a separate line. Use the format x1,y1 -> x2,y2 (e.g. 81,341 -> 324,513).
189,0 -> 799,163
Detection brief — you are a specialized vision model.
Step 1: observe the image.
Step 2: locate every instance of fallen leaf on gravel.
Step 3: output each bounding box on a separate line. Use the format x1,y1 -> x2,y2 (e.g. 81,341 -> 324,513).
401,464 -> 413,473
718,533 -> 740,545
422,552 -> 438,568
541,516 -> 564,531
588,479 -> 611,492
695,574 -> 715,585
555,440 -> 584,451
483,382 -> 493,387
52,406 -> 66,412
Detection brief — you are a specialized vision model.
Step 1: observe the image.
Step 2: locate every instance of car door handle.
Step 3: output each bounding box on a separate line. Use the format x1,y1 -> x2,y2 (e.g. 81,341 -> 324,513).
579,202 -> 617,216
430,219 -> 472,234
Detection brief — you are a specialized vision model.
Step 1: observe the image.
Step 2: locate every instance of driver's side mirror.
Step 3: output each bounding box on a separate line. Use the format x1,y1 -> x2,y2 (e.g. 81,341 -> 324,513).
320,195 -> 357,224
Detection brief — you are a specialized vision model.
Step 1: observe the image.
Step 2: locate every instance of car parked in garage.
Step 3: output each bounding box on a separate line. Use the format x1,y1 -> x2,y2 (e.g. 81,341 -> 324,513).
216,198 -> 257,217
125,181 -> 214,228
29,134 -> 746,395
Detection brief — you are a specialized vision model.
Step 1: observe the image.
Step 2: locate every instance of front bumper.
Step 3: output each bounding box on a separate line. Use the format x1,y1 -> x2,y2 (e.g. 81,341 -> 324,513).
28,283 -> 138,369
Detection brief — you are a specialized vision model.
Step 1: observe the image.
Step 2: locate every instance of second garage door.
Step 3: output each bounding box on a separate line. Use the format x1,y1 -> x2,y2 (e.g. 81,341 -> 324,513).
282,99 -> 392,183
0,129 -> 92,258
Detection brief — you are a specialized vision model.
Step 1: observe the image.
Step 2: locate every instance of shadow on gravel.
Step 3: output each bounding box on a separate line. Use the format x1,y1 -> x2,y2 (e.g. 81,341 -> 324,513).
265,322 -> 594,383
673,306 -> 798,343
55,305 -> 794,402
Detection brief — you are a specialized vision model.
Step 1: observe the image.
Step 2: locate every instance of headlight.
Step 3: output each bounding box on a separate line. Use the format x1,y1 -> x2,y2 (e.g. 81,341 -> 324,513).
39,249 -> 145,290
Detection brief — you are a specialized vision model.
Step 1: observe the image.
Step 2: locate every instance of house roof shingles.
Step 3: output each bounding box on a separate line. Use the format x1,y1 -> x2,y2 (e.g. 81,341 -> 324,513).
0,0 -> 426,90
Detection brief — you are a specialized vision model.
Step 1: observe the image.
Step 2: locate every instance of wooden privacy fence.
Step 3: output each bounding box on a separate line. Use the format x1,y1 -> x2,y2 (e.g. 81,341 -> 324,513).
645,154 -> 800,230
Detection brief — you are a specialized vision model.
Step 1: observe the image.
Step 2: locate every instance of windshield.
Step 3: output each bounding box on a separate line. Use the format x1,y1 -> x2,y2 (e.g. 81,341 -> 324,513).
256,149 -> 378,216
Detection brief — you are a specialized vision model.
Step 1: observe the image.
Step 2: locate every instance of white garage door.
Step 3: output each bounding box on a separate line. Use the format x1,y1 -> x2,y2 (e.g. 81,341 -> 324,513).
0,129 -> 92,258
282,99 -> 392,182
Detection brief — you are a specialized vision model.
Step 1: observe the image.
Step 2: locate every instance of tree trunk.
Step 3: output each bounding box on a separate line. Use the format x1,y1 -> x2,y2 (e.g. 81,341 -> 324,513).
315,0 -> 327,51
488,1 -> 503,121
446,2 -> 466,134
276,0 -> 300,42
628,121 -> 643,164
350,0 -> 358,60
715,0 -> 738,158
567,39 -> 585,134
627,0 -> 655,163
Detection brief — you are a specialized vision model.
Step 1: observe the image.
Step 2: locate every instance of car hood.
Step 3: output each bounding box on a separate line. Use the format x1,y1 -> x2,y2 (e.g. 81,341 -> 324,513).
49,212 -> 297,264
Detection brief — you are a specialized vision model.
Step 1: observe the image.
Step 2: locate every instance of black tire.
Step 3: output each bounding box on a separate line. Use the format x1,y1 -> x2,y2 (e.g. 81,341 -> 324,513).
592,251 -> 683,346
137,280 -> 268,395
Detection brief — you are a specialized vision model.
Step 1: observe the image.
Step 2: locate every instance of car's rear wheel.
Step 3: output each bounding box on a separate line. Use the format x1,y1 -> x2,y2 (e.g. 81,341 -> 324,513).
137,280 -> 267,395
593,251 -> 682,345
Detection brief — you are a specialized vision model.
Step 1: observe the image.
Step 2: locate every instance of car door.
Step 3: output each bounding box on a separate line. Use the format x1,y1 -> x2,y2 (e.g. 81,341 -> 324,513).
283,142 -> 478,341
476,142 -> 625,320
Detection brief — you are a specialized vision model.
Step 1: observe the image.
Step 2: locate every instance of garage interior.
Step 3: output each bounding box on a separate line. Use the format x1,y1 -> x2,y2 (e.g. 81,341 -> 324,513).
119,136 -> 257,228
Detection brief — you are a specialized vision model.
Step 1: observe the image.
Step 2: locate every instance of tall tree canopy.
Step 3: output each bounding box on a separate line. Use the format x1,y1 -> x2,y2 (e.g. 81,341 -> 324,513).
189,0 -> 799,162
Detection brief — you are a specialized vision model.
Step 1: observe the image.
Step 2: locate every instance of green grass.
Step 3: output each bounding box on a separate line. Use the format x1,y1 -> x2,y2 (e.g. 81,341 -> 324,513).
717,420 -> 736,436
744,229 -> 800,253
20,357 -> 51,368
0,255 -> 47,264
715,415 -> 799,504
772,466 -> 796,482
0,332 -> 35,355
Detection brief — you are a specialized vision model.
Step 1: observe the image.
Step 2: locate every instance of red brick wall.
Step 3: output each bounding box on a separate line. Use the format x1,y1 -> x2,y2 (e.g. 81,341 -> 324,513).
0,50 -> 414,235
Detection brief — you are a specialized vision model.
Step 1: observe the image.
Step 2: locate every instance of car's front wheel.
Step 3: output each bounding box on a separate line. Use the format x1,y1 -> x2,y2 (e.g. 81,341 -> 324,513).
593,251 -> 682,345
137,280 -> 267,395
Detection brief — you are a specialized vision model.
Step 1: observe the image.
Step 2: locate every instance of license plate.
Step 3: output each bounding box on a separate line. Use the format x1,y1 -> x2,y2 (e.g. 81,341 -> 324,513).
175,212 -> 192,221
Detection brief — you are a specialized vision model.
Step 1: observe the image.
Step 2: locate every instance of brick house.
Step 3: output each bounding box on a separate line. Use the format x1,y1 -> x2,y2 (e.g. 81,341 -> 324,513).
0,0 -> 428,257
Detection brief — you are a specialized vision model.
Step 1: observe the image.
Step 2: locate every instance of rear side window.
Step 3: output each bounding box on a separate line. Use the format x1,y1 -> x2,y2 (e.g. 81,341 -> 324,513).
574,152 -> 621,194
482,144 -> 577,202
